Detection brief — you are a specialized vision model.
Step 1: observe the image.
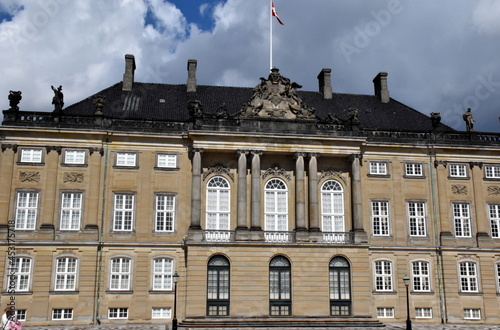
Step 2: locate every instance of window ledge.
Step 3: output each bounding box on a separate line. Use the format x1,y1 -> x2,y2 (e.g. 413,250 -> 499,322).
105,290 -> 134,294
49,290 -> 79,295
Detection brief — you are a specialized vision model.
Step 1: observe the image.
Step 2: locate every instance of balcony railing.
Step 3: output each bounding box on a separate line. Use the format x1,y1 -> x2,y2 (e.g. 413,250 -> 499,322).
322,232 -> 354,244
264,231 -> 295,243
203,230 -> 235,242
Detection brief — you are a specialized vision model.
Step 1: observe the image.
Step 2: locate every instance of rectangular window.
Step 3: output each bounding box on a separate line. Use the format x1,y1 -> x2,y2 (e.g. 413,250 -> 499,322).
60,193 -> 82,230
12,257 -> 32,292
64,150 -> 85,165
496,263 -> 500,293
110,258 -> 131,291
376,307 -> 394,318
369,161 -> 387,175
116,152 -> 137,167
412,261 -> 430,292
157,154 -> 177,168
113,194 -> 134,231
405,163 -> 423,176
415,307 -> 432,319
490,204 -> 500,238
374,260 -> 392,291
15,310 -> 26,321
153,258 -> 173,290
108,308 -> 128,319
372,201 -> 389,236
15,192 -> 38,230
449,164 -> 467,178
55,257 -> 77,291
20,148 -> 43,163
152,307 -> 171,319
408,202 -> 426,237
52,308 -> 73,320
464,308 -> 481,320
485,165 -> 500,179
459,261 -> 478,292
155,195 -> 175,232
453,203 -> 471,237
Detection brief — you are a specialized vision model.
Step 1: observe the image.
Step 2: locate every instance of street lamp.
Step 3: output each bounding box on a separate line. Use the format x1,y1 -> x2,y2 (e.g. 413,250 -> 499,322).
172,271 -> 180,330
403,273 -> 412,330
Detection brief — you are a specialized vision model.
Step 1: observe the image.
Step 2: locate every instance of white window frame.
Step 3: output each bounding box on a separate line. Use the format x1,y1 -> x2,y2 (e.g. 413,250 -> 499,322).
449,164 -> 467,178
60,192 -> 83,231
64,150 -> 86,165
464,308 -> 481,320
152,307 -> 171,319
369,161 -> 387,175
264,178 -> 288,232
113,194 -> 134,231
155,194 -> 175,232
152,258 -> 173,291
371,201 -> 390,236
453,203 -> 471,237
415,307 -> 432,319
374,260 -> 393,292
116,152 -> 137,167
108,308 -> 128,319
489,204 -> 500,238
110,257 -> 131,291
52,308 -> 73,320
407,201 -> 426,237
495,262 -> 500,293
20,148 -> 43,163
458,261 -> 479,293
11,257 -> 32,292
485,165 -> 500,179
14,310 -> 26,321
321,180 -> 345,232
376,307 -> 394,318
412,261 -> 431,292
15,191 -> 38,230
205,176 -> 230,231
405,163 -> 423,177
157,153 -> 177,168
54,257 -> 77,291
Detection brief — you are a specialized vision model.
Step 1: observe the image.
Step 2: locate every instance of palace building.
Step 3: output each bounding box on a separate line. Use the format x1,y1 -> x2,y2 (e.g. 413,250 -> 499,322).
1,54 -> 500,327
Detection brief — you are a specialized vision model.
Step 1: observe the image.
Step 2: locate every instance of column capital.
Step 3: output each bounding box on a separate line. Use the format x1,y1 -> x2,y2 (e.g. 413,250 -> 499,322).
1,144 -> 17,153
294,152 -> 307,159
237,150 -> 249,156
348,153 -> 363,163
250,150 -> 263,156
308,153 -> 319,159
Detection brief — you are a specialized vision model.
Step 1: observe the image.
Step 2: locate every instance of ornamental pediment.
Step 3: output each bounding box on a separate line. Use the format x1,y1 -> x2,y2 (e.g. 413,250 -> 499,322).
240,68 -> 315,120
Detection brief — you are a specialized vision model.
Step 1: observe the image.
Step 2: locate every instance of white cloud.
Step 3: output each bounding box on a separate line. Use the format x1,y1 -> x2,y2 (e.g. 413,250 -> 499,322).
472,0 -> 500,34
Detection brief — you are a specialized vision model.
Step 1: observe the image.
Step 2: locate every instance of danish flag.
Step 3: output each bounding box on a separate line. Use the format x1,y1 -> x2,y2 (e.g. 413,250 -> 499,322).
271,1 -> 284,25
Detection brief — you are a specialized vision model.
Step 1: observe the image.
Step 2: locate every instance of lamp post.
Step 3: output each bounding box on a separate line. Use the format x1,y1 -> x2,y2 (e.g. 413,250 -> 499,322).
172,271 -> 179,330
403,273 -> 412,330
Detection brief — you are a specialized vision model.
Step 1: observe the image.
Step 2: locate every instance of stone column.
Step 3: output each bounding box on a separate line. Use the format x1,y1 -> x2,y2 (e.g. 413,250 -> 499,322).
295,153 -> 306,232
250,151 -> 262,231
308,153 -> 320,232
351,154 -> 367,243
190,148 -> 203,230
237,150 -> 248,230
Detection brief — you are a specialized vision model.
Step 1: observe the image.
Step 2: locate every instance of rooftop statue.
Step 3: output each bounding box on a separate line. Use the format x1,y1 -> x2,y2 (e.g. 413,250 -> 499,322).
51,85 -> 64,112
8,90 -> 22,110
463,108 -> 474,132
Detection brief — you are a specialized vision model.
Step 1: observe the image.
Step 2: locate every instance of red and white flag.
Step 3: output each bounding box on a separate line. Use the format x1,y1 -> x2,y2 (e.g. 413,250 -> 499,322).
271,1 -> 284,25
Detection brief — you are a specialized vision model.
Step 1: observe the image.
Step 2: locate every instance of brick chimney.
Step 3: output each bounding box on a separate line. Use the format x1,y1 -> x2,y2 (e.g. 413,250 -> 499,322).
317,68 -> 333,100
187,59 -> 197,93
373,72 -> 389,103
122,54 -> 136,91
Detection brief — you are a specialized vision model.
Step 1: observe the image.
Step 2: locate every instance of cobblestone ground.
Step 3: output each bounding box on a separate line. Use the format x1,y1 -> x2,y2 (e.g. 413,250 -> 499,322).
21,324 -> 500,330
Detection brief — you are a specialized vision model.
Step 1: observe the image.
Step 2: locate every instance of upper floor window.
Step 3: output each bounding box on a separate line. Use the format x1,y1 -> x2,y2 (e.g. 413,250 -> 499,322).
60,192 -> 82,231
408,201 -> 426,237
464,308 -> 481,320
369,161 -> 387,176
453,203 -> 471,237
115,152 -> 137,167
412,261 -> 430,292
113,194 -> 134,231
374,260 -> 392,292
155,194 -> 175,232
15,191 -> 38,230
371,201 -> 389,236
157,153 -> 177,169
20,148 -> 43,163
458,261 -> 478,292
485,165 -> 500,179
11,257 -> 32,292
265,178 -> 288,232
206,176 -> 230,232
405,163 -> 423,177
449,164 -> 467,178
490,204 -> 500,238
153,258 -> 173,290
55,257 -> 77,291
110,257 -> 131,291
64,150 -> 86,165
321,180 -> 345,233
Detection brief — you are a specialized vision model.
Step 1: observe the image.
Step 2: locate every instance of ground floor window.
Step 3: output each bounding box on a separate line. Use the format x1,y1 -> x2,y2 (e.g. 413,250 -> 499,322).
207,255 -> 230,316
377,307 -> 394,318
464,308 -> 481,320
269,255 -> 291,316
415,307 -> 432,318
108,308 -> 128,319
329,256 -> 351,316
52,308 -> 73,320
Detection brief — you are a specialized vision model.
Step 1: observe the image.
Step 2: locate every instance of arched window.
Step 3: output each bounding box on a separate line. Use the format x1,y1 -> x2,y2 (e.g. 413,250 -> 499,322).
329,256 -> 351,316
321,180 -> 345,233
207,255 -> 230,316
269,255 -> 291,316
265,178 -> 288,232
206,176 -> 230,231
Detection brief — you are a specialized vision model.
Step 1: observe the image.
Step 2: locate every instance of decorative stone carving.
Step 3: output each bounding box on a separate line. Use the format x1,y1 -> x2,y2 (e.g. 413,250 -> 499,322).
319,170 -> 347,185
1,144 -> 17,153
452,184 -> 467,195
240,68 -> 315,120
46,146 -> 61,154
188,100 -> 203,117
19,171 -> 40,182
94,95 -> 106,115
203,165 -> 234,181
261,166 -> 291,180
58,249 -> 77,255
430,112 -> 441,128
8,90 -> 22,110
64,172 -> 84,183
488,186 -> 500,196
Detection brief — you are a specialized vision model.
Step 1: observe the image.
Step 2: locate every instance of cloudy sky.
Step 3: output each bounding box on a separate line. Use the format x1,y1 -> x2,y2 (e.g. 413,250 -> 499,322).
0,0 -> 499,132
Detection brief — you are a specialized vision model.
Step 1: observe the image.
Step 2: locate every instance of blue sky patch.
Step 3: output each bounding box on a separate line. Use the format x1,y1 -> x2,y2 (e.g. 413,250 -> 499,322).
168,0 -> 226,32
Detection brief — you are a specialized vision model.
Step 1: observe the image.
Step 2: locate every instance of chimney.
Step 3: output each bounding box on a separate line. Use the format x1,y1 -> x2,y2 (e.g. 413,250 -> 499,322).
373,72 -> 389,103
317,68 -> 333,100
187,59 -> 197,93
122,54 -> 136,91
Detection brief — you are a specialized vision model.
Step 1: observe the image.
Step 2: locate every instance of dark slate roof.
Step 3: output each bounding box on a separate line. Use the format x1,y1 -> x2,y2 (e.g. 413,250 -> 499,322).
64,81 -> 454,132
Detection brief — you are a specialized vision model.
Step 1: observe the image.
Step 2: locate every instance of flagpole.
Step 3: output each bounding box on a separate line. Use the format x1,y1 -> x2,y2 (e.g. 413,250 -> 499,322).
270,0 -> 272,71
